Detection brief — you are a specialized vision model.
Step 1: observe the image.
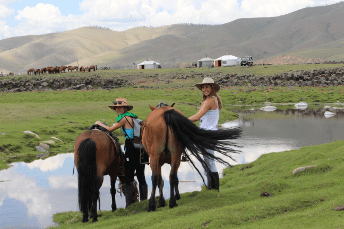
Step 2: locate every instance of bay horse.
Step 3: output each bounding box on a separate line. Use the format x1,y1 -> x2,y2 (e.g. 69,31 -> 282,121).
80,66 -> 85,72
35,69 -> 41,75
74,126 -> 138,223
89,65 -> 96,72
27,68 -> 35,75
142,103 -> 241,212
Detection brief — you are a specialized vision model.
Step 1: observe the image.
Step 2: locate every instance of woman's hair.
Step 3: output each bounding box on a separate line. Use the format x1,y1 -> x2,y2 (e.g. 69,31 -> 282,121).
202,85 -> 222,109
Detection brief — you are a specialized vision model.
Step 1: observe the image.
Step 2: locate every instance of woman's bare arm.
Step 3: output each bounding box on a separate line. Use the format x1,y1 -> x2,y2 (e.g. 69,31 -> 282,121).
95,118 -> 126,132
188,98 -> 213,122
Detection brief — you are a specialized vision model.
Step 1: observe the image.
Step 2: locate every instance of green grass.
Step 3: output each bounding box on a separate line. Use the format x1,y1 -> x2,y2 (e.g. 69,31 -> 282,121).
2,64 -> 344,81
53,140 -> 344,228
2,84 -> 344,166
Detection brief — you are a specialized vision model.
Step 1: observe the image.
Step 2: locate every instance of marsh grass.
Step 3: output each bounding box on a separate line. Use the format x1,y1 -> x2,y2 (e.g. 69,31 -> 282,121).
53,140 -> 344,228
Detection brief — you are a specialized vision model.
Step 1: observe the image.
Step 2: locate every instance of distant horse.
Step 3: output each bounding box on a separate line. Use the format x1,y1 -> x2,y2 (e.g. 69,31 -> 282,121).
68,66 -> 77,72
59,66 -> 67,73
27,68 -> 35,75
46,67 -> 54,74
74,127 -> 138,223
89,65 -> 96,72
41,68 -> 47,74
142,103 -> 241,212
35,69 -> 41,75
80,66 -> 85,72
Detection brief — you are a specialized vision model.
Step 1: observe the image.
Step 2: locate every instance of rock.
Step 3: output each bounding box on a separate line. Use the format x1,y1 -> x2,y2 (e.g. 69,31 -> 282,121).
41,140 -> 55,144
292,165 -> 317,174
260,192 -> 273,197
36,152 -> 50,159
24,130 -> 41,139
39,143 -> 49,150
1,133 -> 5,135
36,146 -> 48,152
333,205 -> 344,211
51,137 -> 63,142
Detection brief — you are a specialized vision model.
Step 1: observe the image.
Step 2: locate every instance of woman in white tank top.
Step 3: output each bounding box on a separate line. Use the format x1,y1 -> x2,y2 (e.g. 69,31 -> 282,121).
188,77 -> 222,190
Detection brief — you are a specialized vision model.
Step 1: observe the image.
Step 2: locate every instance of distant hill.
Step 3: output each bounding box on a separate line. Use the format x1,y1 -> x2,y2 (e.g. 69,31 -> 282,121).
1,2 -> 344,74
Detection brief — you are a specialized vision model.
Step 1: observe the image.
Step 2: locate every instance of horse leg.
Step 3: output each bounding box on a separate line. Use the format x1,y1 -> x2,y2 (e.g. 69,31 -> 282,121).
110,175 -> 117,212
147,156 -> 160,212
158,176 -> 165,208
175,176 -> 180,200
169,168 -> 179,208
90,176 -> 103,223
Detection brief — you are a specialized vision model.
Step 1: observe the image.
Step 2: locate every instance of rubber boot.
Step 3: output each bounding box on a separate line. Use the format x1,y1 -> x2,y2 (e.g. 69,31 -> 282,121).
211,172 -> 219,191
124,182 -> 134,208
139,184 -> 148,201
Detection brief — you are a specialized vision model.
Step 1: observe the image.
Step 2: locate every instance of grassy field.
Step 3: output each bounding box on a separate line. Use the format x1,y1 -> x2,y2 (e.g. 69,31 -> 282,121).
2,63 -> 344,80
2,65 -> 344,228
53,140 -> 344,228
2,81 -> 344,169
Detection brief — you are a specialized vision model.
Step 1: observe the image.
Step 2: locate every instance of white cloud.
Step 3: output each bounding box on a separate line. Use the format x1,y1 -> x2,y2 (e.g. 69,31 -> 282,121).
0,0 -> 15,19
25,153 -> 73,172
0,0 -> 342,39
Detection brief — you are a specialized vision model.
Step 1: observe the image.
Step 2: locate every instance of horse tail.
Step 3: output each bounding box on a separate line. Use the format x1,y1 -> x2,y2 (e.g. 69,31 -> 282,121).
78,138 -> 99,214
164,109 -> 241,174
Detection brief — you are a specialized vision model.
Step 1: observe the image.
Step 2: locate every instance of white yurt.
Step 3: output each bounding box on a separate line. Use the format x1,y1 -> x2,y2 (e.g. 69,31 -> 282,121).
137,59 -> 161,69
214,55 -> 241,67
197,55 -> 214,68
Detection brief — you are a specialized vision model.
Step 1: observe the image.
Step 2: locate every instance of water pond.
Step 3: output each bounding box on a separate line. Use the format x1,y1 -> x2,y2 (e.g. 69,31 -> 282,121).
1,105 -> 344,228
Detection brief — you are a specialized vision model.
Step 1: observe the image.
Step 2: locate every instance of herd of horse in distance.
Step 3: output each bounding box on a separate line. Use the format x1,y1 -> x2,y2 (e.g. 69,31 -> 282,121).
27,65 -> 97,75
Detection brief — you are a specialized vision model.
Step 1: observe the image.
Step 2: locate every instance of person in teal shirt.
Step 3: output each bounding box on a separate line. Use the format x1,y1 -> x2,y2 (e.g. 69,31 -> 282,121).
95,98 -> 148,207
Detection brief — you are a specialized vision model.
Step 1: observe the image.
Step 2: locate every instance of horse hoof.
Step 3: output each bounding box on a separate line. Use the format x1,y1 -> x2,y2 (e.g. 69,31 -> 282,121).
92,218 -> 98,223
147,206 -> 156,212
82,218 -> 89,223
175,194 -> 181,200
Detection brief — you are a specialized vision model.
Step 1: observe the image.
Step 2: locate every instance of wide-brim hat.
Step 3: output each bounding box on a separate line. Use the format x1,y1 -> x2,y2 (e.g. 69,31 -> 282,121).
195,77 -> 220,92
108,98 -> 133,111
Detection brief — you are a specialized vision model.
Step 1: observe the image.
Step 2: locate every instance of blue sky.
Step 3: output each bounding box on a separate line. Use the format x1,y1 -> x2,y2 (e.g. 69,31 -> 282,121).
0,0 -> 341,40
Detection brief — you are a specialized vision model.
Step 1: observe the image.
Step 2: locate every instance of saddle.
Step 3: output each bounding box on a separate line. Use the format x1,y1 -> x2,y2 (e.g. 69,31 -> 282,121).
88,123 -> 123,155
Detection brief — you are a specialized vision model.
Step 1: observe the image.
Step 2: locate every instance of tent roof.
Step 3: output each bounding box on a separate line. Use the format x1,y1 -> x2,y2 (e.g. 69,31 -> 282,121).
138,60 -> 160,65
215,55 -> 240,61
198,57 -> 214,61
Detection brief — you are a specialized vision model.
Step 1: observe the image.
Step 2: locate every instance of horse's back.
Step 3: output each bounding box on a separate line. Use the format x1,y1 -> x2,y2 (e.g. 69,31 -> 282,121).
75,130 -> 118,175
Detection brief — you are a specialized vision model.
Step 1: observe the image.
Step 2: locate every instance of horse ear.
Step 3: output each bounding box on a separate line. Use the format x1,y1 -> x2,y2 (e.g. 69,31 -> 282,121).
171,103 -> 175,107
149,105 -> 156,111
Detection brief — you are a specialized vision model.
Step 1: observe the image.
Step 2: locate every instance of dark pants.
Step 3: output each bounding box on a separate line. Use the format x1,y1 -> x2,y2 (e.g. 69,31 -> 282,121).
124,139 -> 147,186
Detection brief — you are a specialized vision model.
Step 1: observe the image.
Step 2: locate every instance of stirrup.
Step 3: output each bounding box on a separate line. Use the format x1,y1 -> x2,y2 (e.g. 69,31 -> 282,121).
181,154 -> 189,162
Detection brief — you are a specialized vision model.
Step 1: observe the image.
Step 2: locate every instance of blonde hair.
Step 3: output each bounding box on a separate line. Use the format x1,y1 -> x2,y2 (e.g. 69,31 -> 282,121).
201,85 -> 222,109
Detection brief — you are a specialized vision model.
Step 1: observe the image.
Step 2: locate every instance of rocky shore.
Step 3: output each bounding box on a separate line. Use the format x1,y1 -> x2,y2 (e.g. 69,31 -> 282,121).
1,67 -> 344,92
217,67 -> 344,87
0,75 -> 129,92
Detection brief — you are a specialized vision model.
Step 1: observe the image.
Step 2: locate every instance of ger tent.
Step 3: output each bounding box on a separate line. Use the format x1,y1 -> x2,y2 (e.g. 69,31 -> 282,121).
137,60 -> 161,69
214,55 -> 241,67
197,57 -> 214,68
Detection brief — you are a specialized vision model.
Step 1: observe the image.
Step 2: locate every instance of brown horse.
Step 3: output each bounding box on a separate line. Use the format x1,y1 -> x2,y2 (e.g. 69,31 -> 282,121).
74,127 -> 138,223
35,69 -> 41,75
41,68 -> 47,74
89,65 -> 96,72
27,68 -> 35,75
142,103 -> 241,212
80,66 -> 85,72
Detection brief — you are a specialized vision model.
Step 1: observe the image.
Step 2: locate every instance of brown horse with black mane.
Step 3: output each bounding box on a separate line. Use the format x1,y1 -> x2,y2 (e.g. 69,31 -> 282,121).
74,125 -> 138,223
142,103 -> 241,212
27,68 -> 35,75
89,65 -> 96,72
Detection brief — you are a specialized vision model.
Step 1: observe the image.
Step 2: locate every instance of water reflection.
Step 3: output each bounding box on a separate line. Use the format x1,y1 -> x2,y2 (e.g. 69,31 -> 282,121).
2,106 -> 344,228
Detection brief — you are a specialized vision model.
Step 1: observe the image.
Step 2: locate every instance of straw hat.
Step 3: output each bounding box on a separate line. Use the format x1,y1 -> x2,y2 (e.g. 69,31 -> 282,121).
108,98 -> 133,111
195,77 -> 220,92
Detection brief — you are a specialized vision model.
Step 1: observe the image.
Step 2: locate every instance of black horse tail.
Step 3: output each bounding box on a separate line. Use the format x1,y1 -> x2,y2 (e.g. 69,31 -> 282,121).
78,138 -> 99,214
164,109 -> 241,181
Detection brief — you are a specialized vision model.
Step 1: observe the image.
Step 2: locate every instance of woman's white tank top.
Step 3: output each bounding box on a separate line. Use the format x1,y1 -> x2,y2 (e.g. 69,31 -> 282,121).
199,97 -> 219,130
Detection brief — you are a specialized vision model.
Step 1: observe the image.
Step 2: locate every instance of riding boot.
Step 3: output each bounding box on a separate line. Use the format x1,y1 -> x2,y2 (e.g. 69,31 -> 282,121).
139,184 -> 148,201
124,182 -> 134,208
206,173 -> 213,190
211,172 -> 219,191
